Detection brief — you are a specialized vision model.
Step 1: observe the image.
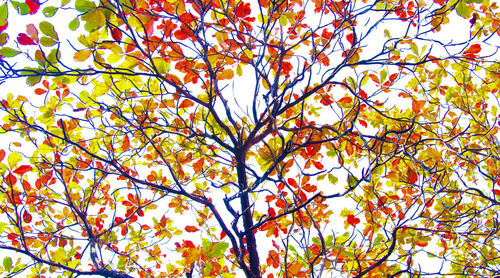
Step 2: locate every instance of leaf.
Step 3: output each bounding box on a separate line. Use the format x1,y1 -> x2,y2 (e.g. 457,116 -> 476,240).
73,49 -> 92,61
69,18 -> 80,30
210,241 -> 228,258
42,6 -> 58,17
39,21 -> 58,40
288,178 -> 299,188
3,257 -> 12,272
122,134 -> 130,151
8,152 -> 21,168
0,47 -> 20,57
464,43 -> 481,56
456,0 -> 468,18
17,33 -> 36,45
10,1 -> 30,15
412,99 -> 426,114
185,225 -> 199,232
407,168 -> 418,184
109,25 -> 122,42
328,174 -> 338,185
13,165 -> 33,175
75,0 -> 96,12
347,214 -> 360,226
39,36 -> 57,47
179,99 -> 194,108
25,0 -> 40,14
0,149 -> 4,161
26,24 -> 38,43
0,3 -> 7,23
82,9 -> 106,32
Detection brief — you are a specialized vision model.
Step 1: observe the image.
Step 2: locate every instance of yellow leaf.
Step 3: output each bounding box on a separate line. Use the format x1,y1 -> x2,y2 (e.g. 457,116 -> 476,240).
236,64 -> 242,76
73,50 -> 92,62
8,152 -> 21,169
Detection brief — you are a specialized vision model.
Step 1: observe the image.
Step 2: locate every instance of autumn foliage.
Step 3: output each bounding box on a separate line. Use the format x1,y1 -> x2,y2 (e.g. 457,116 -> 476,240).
0,0 -> 499,277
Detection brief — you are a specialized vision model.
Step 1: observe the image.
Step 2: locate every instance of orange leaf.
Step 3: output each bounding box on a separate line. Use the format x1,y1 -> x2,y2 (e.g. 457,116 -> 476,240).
179,99 -> 194,108
5,173 -> 17,186
407,168 -> 418,184
122,134 -> 130,151
415,240 -> 428,247
411,99 -> 426,114
302,184 -> 317,193
338,96 -> 352,104
185,226 -> 199,232
193,158 -> 204,174
13,165 -> 33,176
0,149 -> 4,162
311,160 -> 324,170
35,88 -> 47,95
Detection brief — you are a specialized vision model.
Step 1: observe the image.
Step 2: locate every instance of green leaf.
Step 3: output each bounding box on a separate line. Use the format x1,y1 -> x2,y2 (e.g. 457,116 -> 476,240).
2,257 -> 12,272
69,18 -> 80,31
380,69 -> 387,82
410,43 -> 418,56
328,174 -> 338,185
42,6 -> 58,17
10,1 -> 29,15
0,33 -> 9,46
82,9 -> 106,32
27,75 -> 42,86
61,0 -> 71,6
75,0 -> 96,12
39,21 -> 58,40
347,174 -> 359,188
202,238 -> 211,253
0,47 -> 20,58
210,241 -> 228,258
0,3 -> 8,23
456,0 -> 468,18
40,36 -> 57,47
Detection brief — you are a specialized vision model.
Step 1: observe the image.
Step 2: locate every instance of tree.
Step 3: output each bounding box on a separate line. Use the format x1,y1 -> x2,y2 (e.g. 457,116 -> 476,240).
0,0 -> 499,276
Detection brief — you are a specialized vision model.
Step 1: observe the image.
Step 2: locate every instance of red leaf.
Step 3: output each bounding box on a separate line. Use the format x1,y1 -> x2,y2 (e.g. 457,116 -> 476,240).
17,33 -> 36,45
359,90 -> 367,99
174,30 -> 189,40
464,44 -> 481,55
346,33 -> 355,45
493,189 -> 500,195
287,178 -> 298,188
25,0 -> 40,15
13,165 -> 33,176
359,119 -> 368,128
347,214 -> 360,226
0,22 -> 8,33
0,149 -> 5,162
407,168 -> 418,184
235,2 -> 251,18
23,211 -> 32,223
338,96 -> 352,104
185,225 -> 199,232
109,26 -> 122,42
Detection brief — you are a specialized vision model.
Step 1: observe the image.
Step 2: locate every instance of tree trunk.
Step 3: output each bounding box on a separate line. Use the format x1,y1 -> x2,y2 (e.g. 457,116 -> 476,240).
236,151 -> 261,278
